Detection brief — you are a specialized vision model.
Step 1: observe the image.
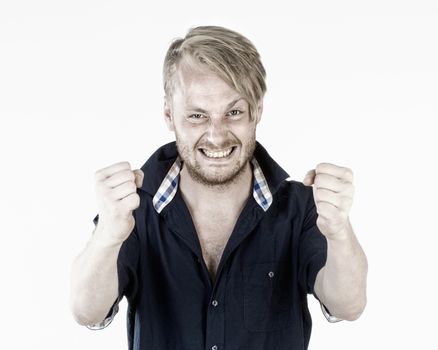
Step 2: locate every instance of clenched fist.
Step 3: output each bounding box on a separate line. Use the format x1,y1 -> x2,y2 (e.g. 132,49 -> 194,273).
303,163 -> 354,240
94,162 -> 144,244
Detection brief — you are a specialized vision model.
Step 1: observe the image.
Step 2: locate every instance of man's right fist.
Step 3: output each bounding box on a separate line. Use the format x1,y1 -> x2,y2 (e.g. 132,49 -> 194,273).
94,162 -> 144,244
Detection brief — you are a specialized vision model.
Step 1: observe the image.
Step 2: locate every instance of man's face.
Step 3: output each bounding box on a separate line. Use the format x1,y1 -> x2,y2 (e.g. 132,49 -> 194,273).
164,63 -> 262,187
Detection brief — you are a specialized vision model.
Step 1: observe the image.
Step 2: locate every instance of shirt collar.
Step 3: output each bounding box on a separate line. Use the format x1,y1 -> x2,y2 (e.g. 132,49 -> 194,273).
139,141 -> 290,213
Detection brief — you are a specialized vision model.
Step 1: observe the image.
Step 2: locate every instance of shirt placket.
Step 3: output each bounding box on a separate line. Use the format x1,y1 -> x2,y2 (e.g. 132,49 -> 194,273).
205,274 -> 225,350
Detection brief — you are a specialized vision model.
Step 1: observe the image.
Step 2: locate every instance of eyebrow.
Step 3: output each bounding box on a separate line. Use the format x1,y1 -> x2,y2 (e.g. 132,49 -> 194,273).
186,97 -> 243,114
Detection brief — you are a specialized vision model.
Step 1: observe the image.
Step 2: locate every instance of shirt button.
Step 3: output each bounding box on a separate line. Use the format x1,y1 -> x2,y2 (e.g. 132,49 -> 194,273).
268,271 -> 275,278
212,300 -> 218,307
211,346 -> 218,350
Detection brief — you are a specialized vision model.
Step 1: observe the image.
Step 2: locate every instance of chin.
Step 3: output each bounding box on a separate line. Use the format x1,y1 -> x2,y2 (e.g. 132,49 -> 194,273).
187,158 -> 247,187
176,135 -> 256,186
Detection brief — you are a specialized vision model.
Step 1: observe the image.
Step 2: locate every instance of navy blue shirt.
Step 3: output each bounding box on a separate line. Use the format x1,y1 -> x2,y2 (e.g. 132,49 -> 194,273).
91,141 -> 331,350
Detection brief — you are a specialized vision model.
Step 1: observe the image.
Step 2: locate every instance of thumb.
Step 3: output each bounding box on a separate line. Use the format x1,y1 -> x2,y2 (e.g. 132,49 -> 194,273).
303,169 -> 316,186
133,169 -> 144,188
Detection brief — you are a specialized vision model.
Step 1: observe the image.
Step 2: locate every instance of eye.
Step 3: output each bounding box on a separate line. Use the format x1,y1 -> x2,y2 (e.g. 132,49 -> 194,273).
187,114 -> 207,123
226,110 -> 243,118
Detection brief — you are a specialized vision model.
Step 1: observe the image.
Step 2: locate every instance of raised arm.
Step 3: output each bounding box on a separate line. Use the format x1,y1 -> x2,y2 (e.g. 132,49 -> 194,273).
70,162 -> 143,326
303,163 -> 368,321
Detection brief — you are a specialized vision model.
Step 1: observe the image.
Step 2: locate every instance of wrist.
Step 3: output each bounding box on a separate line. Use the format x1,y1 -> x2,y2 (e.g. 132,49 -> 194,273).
92,223 -> 126,248
325,219 -> 353,244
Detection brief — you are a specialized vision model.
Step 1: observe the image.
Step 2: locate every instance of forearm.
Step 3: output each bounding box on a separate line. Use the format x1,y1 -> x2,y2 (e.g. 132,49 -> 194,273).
315,219 -> 368,321
70,225 -> 123,326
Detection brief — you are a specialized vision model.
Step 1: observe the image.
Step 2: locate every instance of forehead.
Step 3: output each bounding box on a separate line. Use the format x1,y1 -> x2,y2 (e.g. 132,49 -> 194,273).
173,62 -> 242,106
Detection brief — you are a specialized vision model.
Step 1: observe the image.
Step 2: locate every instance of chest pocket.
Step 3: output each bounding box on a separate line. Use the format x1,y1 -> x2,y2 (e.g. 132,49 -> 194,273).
243,261 -> 294,332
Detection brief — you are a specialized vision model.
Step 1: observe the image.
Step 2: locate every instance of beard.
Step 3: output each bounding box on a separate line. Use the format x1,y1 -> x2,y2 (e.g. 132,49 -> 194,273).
175,132 -> 256,188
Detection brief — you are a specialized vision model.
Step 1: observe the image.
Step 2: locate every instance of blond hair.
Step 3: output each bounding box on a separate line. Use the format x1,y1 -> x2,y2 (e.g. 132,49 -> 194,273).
163,26 -> 266,120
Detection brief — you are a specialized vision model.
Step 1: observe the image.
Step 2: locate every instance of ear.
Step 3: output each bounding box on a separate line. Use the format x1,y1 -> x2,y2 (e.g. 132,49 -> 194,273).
164,97 -> 175,132
255,99 -> 263,124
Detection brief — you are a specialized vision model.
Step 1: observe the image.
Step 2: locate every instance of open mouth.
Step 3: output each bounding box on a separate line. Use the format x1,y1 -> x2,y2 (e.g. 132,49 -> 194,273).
199,146 -> 236,159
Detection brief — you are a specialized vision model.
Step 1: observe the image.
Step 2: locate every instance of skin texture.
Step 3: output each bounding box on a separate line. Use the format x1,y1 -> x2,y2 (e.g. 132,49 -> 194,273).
163,62 -> 262,280
94,162 -> 144,243
164,61 -> 262,189
71,58 -> 367,327
70,162 -> 144,325
304,164 -> 368,320
165,62 -> 368,319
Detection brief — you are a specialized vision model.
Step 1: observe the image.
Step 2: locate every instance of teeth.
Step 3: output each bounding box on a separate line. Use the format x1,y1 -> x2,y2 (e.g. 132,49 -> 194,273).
202,147 -> 233,158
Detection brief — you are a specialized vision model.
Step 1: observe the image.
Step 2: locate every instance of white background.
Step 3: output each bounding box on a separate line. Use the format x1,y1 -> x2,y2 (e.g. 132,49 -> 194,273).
1,1 -> 437,349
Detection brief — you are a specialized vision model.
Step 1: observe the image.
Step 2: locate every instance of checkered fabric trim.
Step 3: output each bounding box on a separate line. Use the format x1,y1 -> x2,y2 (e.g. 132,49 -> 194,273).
152,157 -> 273,213
320,302 -> 343,323
152,158 -> 182,213
251,158 -> 273,212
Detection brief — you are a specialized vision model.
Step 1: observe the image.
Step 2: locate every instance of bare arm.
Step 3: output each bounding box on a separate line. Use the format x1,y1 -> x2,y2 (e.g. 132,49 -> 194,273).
70,162 -> 144,326
314,219 -> 368,321
70,225 -> 123,326
303,163 -> 368,321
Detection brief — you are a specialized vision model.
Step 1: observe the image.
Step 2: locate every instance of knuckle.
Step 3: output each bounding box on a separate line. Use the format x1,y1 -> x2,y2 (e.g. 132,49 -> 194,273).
120,184 -> 136,197
122,161 -> 132,169
128,171 -> 136,181
314,176 -> 321,187
94,169 -> 103,180
121,169 -> 135,181
125,194 -> 140,209
343,167 -> 353,179
316,163 -> 324,172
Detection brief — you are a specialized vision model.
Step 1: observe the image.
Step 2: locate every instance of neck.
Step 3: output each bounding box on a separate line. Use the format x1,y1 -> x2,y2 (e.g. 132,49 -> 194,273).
179,162 -> 253,213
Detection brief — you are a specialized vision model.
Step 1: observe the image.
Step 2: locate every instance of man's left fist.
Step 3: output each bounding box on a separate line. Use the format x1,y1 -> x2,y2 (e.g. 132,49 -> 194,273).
303,163 -> 354,239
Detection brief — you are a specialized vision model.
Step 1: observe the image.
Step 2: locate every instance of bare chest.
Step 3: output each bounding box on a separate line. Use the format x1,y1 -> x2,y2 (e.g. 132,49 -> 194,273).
192,213 -> 237,281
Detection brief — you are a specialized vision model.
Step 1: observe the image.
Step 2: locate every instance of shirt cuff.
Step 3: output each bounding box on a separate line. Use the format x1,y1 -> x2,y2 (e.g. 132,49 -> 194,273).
320,302 -> 343,323
86,297 -> 121,330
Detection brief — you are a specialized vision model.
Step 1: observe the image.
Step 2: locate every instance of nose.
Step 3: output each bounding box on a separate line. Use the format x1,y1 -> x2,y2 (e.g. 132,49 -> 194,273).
206,116 -> 229,147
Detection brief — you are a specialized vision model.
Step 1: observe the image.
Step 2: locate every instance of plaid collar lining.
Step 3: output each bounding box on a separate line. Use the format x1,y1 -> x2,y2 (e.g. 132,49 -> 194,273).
152,158 -> 273,214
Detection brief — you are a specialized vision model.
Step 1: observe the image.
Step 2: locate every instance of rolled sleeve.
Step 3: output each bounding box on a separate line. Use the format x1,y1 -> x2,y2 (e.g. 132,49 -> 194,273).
86,296 -> 122,330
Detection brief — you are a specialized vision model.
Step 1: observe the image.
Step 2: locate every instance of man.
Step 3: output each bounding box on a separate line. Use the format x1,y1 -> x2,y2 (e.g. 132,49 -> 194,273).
70,26 -> 367,349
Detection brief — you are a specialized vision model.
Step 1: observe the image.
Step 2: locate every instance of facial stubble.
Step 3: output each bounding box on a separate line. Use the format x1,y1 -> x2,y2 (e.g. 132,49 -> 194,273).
175,133 -> 256,188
